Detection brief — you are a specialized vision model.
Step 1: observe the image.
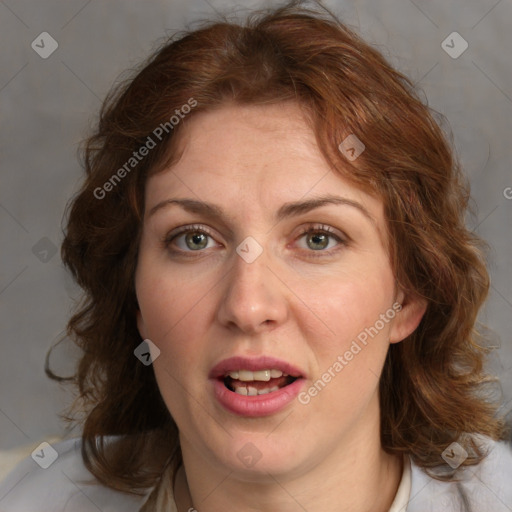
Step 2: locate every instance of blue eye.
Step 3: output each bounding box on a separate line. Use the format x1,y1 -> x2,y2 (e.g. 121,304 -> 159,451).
164,226 -> 217,252
163,223 -> 347,258
181,231 -> 211,250
295,225 -> 345,254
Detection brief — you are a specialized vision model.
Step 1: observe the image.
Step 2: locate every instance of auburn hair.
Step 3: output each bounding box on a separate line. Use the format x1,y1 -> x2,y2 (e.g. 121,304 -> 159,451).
54,0 -> 507,494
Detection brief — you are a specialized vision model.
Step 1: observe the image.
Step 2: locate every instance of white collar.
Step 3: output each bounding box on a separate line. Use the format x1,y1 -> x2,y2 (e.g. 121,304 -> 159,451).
140,454 -> 414,512
388,455 -> 412,512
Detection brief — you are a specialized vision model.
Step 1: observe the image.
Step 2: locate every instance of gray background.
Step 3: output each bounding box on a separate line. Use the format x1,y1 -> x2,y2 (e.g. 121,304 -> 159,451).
1,0 -> 511,450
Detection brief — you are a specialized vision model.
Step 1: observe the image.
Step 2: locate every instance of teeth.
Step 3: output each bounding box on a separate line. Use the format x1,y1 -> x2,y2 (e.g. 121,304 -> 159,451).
233,385 -> 280,396
238,370 -> 256,381
228,369 -> 285,381
236,386 -> 248,396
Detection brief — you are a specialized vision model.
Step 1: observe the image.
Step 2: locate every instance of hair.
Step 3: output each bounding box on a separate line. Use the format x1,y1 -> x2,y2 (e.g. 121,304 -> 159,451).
53,0 -> 507,495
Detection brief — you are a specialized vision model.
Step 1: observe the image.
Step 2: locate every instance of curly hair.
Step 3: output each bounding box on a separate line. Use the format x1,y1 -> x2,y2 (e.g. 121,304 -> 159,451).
54,0 -> 507,494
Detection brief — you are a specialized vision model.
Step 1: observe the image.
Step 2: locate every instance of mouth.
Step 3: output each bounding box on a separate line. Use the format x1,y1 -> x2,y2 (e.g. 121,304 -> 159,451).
209,356 -> 305,416
222,369 -> 300,396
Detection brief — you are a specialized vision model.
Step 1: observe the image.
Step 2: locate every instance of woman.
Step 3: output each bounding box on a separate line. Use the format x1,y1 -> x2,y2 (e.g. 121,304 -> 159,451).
1,1 -> 511,510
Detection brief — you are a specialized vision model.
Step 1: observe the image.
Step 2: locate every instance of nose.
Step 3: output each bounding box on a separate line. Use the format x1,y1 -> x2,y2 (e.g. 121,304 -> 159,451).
216,247 -> 288,334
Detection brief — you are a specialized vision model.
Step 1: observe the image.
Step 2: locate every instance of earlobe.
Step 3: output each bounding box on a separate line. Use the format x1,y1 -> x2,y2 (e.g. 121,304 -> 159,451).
389,293 -> 427,344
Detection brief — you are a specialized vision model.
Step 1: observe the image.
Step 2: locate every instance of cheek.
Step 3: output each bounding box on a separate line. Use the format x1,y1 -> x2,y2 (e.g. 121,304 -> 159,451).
136,268 -> 213,356
298,266 -> 396,346
301,271 -> 395,410
136,272 -> 212,419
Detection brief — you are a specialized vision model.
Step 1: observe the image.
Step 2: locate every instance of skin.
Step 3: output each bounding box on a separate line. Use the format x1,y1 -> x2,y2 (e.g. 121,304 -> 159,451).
135,102 -> 426,512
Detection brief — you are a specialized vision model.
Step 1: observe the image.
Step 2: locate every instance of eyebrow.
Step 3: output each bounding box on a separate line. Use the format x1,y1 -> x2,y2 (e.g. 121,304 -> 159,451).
147,194 -> 375,225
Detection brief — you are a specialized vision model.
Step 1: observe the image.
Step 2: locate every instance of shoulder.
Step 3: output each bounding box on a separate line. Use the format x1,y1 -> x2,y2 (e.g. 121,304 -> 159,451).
0,438 -> 150,512
407,437 -> 512,511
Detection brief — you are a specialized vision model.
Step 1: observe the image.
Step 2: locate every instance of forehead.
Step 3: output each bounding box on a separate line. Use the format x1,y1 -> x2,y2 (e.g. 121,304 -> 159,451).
165,102 -> 323,187
145,102 -> 385,235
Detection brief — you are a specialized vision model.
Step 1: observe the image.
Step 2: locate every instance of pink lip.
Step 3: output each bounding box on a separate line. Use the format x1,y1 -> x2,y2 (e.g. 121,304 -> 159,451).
209,356 -> 306,417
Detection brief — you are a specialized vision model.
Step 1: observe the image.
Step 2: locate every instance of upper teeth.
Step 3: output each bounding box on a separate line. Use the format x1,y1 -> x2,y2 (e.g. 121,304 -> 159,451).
227,369 -> 286,381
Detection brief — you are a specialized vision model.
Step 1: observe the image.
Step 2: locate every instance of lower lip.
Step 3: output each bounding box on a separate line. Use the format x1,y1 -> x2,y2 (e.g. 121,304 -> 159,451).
212,378 -> 304,417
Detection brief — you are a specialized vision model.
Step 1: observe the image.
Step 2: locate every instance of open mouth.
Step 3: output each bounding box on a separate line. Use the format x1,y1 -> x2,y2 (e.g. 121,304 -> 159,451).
222,369 -> 299,396
211,360 -> 306,416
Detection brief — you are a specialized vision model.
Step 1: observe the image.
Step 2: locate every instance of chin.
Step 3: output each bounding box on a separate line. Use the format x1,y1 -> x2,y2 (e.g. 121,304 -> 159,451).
212,433 -> 311,479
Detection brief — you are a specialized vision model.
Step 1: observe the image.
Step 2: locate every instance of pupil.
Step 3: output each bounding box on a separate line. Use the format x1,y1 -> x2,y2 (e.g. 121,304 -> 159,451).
186,232 -> 207,250
309,233 -> 328,250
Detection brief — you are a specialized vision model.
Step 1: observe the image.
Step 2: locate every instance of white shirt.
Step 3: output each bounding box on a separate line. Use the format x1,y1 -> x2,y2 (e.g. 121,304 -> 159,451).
0,437 -> 511,511
389,455 -> 411,512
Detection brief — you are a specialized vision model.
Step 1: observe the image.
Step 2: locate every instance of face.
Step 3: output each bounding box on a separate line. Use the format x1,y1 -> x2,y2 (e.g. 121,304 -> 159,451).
135,102 -> 425,479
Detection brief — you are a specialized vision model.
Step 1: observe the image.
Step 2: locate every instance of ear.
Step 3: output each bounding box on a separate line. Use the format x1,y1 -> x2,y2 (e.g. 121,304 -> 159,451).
389,289 -> 427,344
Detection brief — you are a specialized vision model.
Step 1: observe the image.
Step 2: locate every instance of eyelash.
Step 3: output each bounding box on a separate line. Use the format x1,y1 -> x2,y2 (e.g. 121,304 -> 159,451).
162,223 -> 347,258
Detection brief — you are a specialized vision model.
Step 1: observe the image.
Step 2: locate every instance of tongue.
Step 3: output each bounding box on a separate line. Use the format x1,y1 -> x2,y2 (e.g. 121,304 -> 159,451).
229,376 -> 292,390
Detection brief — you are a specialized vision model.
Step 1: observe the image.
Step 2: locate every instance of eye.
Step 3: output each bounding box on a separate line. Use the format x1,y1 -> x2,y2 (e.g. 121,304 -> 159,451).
295,224 -> 345,254
164,225 -> 218,253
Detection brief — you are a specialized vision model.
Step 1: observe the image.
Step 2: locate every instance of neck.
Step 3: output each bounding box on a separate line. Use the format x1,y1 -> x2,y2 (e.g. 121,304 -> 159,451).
174,402 -> 402,512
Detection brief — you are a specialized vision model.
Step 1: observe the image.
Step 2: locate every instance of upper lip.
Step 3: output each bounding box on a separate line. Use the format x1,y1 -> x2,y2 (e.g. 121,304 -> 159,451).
209,356 -> 306,379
